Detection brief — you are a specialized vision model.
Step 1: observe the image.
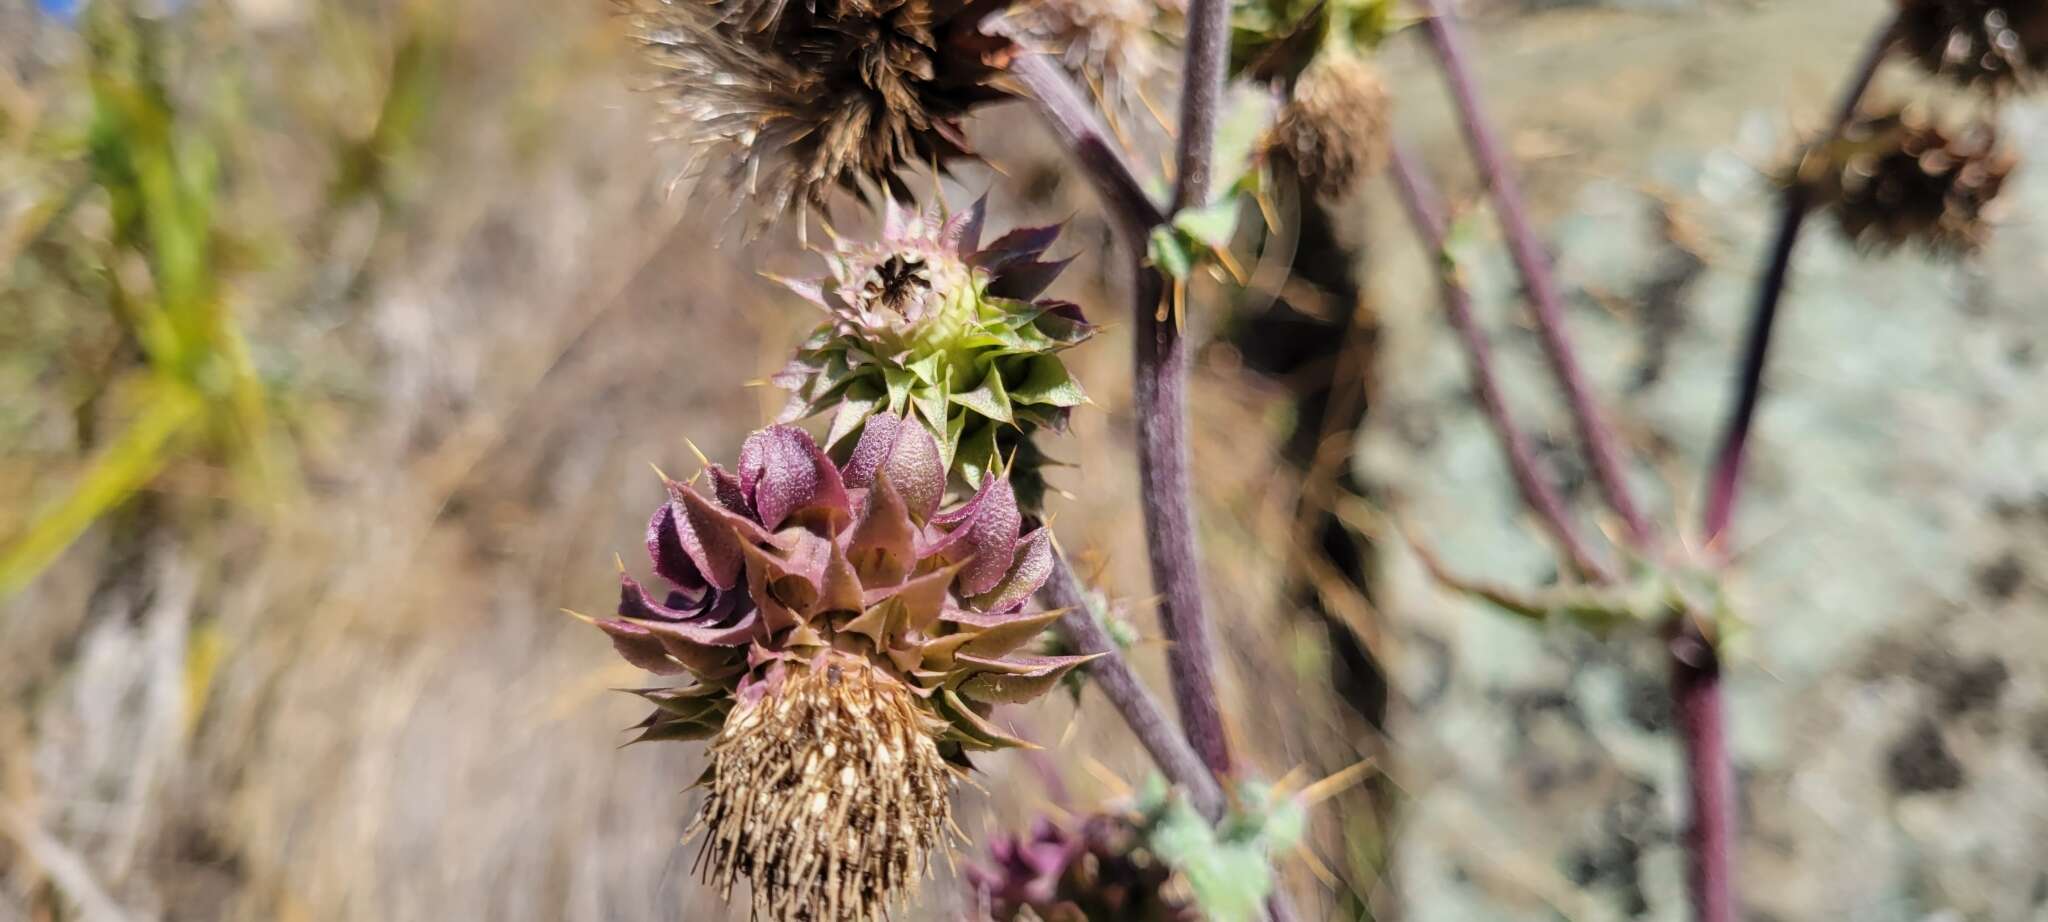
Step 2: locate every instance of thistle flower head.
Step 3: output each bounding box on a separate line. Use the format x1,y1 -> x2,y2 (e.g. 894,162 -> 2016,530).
1795,108 -> 2014,254
587,419 -> 1095,920
1895,0 -> 2048,92
1262,50 -> 1391,199
774,199 -> 1096,500
969,815 -> 1198,922
619,0 -> 1012,220
998,0 -> 1172,89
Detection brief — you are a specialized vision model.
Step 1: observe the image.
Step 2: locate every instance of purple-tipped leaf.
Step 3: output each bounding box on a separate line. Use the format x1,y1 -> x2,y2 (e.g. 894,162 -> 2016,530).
966,528 -> 1055,614
942,195 -> 989,256
737,425 -> 849,530
594,620 -> 688,675
927,474 -> 1023,596
971,224 -> 1062,271
843,413 -> 945,523
955,653 -> 1104,704
645,502 -> 707,592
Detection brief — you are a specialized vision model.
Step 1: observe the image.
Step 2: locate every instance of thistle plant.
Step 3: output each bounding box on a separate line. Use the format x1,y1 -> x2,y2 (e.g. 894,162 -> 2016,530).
771,199 -> 1095,508
583,417 -> 1094,920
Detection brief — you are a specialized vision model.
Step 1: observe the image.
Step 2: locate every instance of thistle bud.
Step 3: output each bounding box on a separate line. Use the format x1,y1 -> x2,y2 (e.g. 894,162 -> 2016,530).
1262,51 -> 1392,200
1895,0 -> 2048,92
588,420 -> 1095,921
1795,108 -> 2014,254
772,199 -> 1096,505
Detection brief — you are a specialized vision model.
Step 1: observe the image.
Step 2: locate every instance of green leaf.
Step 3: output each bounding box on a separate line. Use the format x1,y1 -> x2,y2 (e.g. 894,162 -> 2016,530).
1147,226 -> 1196,281
948,366 -> 1013,424
882,366 -> 916,415
1173,199 -> 1241,249
824,382 -> 884,449
904,351 -> 943,387
1009,355 -> 1087,408
954,419 -> 1000,489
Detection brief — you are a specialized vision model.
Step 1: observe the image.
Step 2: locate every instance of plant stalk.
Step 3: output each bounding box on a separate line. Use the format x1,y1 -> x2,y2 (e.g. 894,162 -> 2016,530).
1701,19 -> 1896,547
1128,0 -> 1238,780
1415,0 -> 1652,546
1387,140 -> 1616,583
1671,626 -> 1736,922
1042,554 -> 1227,821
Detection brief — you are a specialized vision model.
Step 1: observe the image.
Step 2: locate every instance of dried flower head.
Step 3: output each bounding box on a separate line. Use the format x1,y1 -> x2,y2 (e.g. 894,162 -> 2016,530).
773,199 -> 1095,507
618,0 -> 1013,220
969,815 -> 1198,922
1895,0 -> 2048,92
1795,108 -> 2014,254
1262,50 -> 1391,199
586,419 -> 1094,921
999,0 -> 1172,89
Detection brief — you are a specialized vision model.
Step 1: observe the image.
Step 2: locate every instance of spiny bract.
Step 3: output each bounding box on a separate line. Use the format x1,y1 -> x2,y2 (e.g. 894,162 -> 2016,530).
587,417 -> 1095,922
772,199 -> 1095,505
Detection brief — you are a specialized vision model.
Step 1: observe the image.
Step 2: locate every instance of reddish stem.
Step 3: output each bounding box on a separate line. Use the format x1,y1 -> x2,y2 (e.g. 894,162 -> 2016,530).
1701,20 -> 1896,547
1042,554 -> 1227,822
1388,141 -> 1616,583
1671,626 -> 1736,922
1415,0 -> 1653,546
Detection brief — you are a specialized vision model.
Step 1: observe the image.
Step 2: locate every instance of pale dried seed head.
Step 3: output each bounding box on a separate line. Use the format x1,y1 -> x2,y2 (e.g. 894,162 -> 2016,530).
1264,51 -> 1392,199
695,657 -> 955,922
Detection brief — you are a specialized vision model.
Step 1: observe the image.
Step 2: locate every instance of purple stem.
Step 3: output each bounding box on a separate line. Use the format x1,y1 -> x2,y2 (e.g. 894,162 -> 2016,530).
1670,626 -> 1735,922
1701,20 -> 1897,547
1388,141 -> 1617,583
1133,0 -> 1237,780
1415,0 -> 1653,546
1042,554 -> 1226,822
1006,53 -> 1167,237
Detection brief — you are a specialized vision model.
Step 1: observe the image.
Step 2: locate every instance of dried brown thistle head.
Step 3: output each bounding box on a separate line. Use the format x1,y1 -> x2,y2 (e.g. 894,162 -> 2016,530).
618,0 -> 1014,222
1895,0 -> 2048,93
698,655 -> 955,922
1795,107 -> 2015,254
1262,50 -> 1391,200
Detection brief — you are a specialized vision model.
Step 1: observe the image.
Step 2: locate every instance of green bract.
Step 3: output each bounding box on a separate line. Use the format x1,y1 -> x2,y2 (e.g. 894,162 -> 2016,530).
773,199 -> 1095,505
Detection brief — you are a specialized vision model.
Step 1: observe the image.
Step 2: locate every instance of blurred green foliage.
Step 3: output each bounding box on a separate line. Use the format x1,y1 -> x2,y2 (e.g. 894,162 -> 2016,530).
0,1 -> 445,596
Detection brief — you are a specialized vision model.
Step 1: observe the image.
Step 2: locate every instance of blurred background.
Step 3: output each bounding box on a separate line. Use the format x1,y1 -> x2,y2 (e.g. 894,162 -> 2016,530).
5,0 -> 2048,920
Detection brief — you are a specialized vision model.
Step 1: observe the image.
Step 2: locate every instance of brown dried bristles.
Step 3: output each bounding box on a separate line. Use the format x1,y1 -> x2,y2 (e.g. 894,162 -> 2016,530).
1262,50 -> 1392,200
1794,108 -> 2014,254
619,0 -> 1013,222
695,656 -> 958,922
1895,0 -> 2048,92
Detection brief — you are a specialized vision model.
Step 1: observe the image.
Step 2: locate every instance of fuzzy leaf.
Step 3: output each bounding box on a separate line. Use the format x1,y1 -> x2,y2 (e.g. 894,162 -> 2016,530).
737,425 -> 849,530
950,366 -> 1013,424
1009,355 -> 1088,408
967,528 -> 1056,614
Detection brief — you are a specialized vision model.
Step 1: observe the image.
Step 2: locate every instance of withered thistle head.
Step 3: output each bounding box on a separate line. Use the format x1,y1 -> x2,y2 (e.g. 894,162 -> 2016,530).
1895,0 -> 2048,92
1262,50 -> 1391,199
773,199 -> 1095,506
999,0 -> 1172,89
618,0 -> 1013,220
1794,107 -> 2014,254
587,418 -> 1095,920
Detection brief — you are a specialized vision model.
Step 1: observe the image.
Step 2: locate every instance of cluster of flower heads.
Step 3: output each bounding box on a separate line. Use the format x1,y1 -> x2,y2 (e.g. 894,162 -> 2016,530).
773,199 -> 1094,510
585,417 -> 1096,921
1795,107 -> 2013,254
969,815 -> 1199,922
1895,0 -> 2048,92
618,0 -> 1012,219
